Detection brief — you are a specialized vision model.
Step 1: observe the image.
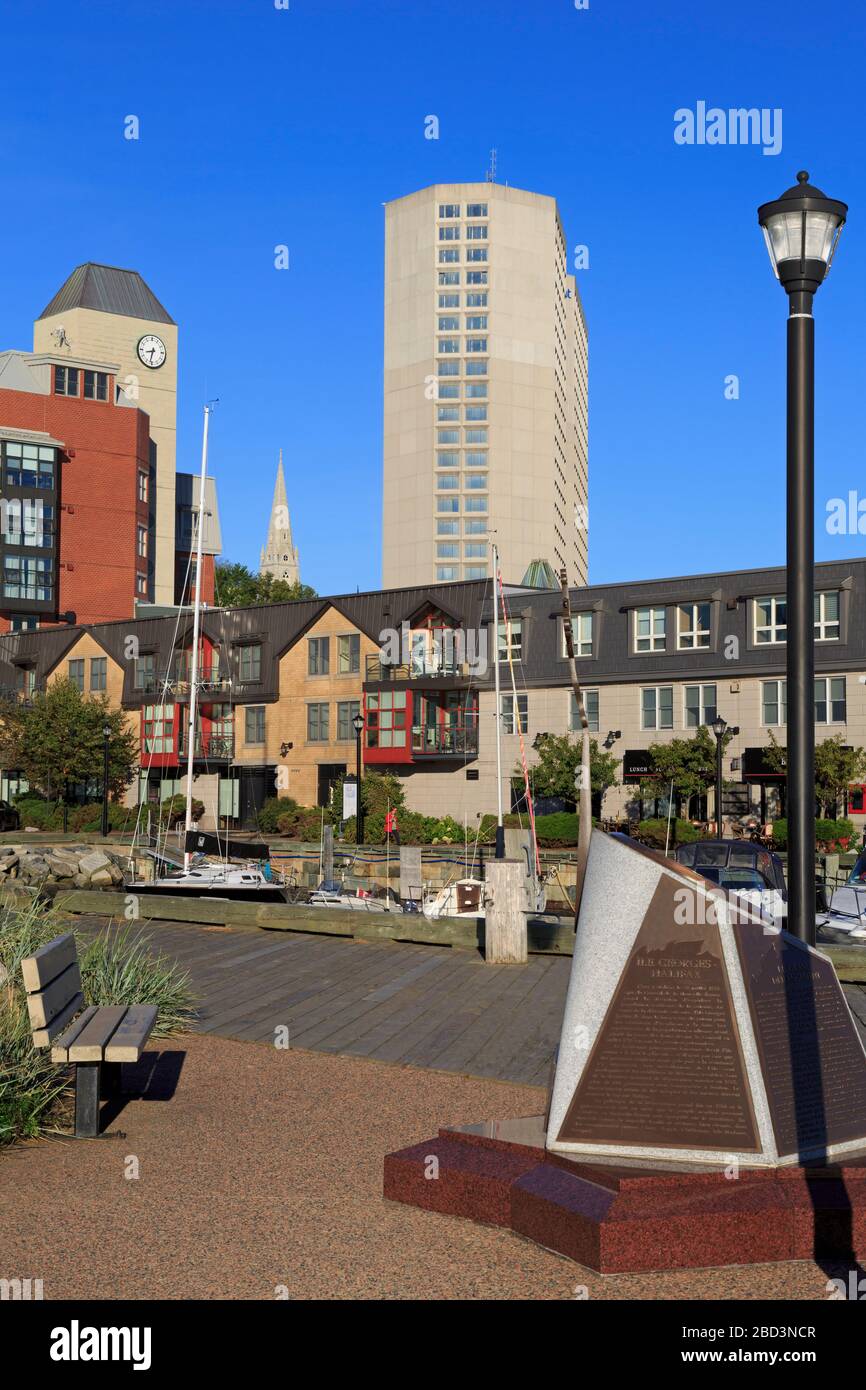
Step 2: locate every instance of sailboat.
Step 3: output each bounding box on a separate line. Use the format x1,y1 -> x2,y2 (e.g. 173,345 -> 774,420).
126,406 -> 287,904
422,541 -> 547,920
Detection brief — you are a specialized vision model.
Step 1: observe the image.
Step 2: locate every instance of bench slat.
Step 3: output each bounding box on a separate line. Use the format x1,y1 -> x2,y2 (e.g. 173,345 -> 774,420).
25,962 -> 82,1031
104,1005 -> 158,1062
66,1006 -> 129,1062
50,1005 -> 100,1062
21,932 -> 77,994
32,993 -> 86,1048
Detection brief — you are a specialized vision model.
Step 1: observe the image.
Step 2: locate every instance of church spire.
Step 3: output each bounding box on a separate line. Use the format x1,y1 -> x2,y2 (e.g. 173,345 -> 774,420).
259,450 -> 300,584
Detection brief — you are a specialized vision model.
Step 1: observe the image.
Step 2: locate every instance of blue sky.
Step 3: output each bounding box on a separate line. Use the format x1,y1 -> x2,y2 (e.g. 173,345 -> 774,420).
2,0 -> 865,594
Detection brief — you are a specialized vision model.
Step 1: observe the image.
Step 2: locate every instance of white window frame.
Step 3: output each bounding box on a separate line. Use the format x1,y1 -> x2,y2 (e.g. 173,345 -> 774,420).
641,685 -> 674,730
677,602 -> 711,650
561,612 -> 592,658
497,619 -> 522,662
500,693 -> 528,735
683,683 -> 717,728
569,688 -> 599,733
634,607 -> 666,653
754,595 -> 786,645
815,590 -> 841,641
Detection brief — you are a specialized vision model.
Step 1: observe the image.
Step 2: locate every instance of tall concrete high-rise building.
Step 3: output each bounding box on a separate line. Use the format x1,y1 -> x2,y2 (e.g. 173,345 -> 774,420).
382,182 -> 588,588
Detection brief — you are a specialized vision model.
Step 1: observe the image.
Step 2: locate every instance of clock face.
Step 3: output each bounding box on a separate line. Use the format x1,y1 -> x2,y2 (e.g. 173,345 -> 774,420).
137,334 -> 166,369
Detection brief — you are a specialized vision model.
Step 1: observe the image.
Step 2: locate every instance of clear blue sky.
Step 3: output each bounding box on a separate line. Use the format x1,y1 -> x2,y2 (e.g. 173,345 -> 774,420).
2,0 -> 864,594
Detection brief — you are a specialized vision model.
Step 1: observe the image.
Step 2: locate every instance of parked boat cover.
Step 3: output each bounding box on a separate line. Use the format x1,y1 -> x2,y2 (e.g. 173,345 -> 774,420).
184,830 -> 270,860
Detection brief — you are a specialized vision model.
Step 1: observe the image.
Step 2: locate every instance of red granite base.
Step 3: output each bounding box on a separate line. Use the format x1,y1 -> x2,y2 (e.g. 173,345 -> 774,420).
383,1117 -> 866,1274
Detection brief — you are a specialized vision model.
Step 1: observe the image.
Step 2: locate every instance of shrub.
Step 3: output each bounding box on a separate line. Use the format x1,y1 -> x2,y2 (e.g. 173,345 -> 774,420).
636,818 -> 701,849
160,794 -> 205,828
815,817 -> 856,850
0,900 -> 196,1148
276,806 -> 329,840
12,795 -> 62,830
256,796 -> 297,833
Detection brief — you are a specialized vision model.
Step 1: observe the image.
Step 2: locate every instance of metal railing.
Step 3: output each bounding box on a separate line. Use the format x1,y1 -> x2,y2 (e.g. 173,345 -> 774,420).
410,725 -> 478,757
177,733 -> 235,760
365,654 -> 463,681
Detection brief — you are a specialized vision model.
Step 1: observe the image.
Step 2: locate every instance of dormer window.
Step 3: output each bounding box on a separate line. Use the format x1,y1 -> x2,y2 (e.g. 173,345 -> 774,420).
560,613 -> 592,657
677,602 -> 711,650
54,365 -> 78,396
635,606 -> 666,652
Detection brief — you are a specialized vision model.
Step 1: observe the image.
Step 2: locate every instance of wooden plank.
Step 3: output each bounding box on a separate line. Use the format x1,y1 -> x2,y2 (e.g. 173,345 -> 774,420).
67,1005 -> 128,1062
32,992 -> 85,1048
104,1005 -> 158,1061
20,932 -> 77,993
51,1005 -> 99,1062
25,962 -> 82,1030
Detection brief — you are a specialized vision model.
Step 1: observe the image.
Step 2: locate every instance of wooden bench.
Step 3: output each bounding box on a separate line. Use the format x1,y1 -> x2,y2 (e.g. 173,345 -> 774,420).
21,931 -> 158,1138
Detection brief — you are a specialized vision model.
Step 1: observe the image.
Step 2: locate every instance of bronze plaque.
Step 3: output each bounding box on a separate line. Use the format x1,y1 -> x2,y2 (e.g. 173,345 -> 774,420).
734,923 -> 866,1158
557,875 -> 759,1151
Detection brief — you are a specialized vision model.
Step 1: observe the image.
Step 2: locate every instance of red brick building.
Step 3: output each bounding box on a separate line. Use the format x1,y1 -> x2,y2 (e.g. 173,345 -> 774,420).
0,352 -> 154,630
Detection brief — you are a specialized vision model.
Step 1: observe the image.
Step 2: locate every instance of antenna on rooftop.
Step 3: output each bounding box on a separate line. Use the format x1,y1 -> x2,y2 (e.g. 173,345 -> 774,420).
486,148 -> 497,184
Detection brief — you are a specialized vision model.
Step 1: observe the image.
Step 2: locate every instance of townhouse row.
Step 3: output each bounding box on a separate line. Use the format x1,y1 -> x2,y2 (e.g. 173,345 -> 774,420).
1,557 -> 864,831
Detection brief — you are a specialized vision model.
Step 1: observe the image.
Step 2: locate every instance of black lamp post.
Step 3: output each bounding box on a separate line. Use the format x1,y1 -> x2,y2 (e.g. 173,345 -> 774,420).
352,710 -> 364,846
101,722 -> 111,838
711,715 -> 728,839
758,172 -> 847,944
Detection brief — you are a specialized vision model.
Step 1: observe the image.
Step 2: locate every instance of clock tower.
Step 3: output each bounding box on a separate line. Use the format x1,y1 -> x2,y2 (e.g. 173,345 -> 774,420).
260,451 -> 300,585
34,263 -> 178,605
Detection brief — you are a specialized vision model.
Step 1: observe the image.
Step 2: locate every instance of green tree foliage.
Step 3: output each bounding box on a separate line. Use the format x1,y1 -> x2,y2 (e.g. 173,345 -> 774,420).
638,726 -> 733,804
763,730 -> 866,818
214,561 -> 317,608
0,679 -> 138,803
522,733 -> 619,806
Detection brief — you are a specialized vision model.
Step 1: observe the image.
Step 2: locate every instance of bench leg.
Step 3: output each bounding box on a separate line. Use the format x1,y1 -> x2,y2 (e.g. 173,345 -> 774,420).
101,1062 -> 122,1099
74,1063 -> 101,1138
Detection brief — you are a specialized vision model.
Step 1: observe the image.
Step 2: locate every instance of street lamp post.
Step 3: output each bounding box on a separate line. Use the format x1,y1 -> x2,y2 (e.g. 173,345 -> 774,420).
101,722 -> 111,838
758,172 -> 847,944
711,715 -> 728,838
352,711 -> 364,846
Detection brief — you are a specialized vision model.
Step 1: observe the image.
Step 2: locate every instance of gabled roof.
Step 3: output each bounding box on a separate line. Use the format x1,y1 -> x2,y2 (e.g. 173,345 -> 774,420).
37,263 -> 175,325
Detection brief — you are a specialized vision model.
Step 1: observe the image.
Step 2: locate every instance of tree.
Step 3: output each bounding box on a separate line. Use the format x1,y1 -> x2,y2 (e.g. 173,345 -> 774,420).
523,733 -> 619,809
763,730 -> 866,817
638,725 -> 734,808
214,561 -> 317,608
0,679 -> 139,806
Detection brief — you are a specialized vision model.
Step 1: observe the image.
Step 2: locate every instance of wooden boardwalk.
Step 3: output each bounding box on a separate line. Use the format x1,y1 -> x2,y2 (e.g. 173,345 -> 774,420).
90,917 -> 866,1088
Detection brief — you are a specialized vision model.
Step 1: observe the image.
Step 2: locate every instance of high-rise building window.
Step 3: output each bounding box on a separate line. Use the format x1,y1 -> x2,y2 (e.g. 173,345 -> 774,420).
439,225 -> 460,241
466,202 -> 487,217
464,542 -> 486,559
437,520 -> 459,535
438,271 -> 460,286
437,543 -> 458,559
438,337 -> 459,353
465,474 -> 486,489
465,519 -> 487,535
437,360 -> 459,376
465,382 -> 487,397
465,406 -> 487,421
465,496 -> 487,512
439,204 -> 460,217
438,316 -> 459,331
438,249 -> 459,263
437,452 -> 459,468
465,566 -> 486,579
438,292 -> 459,308
466,292 -> 487,307
437,497 -> 459,512
138,471 -> 148,503
438,383 -> 459,398
437,474 -> 458,489
465,430 -> 487,444
437,430 -> 459,445
465,452 -> 487,468
466,315 -> 487,330
466,270 -> 488,284
466,225 -> 488,240
466,247 -> 488,262
465,338 -> 487,353
436,566 -> 458,581
137,525 -> 148,558
465,359 -> 488,375
437,406 -> 459,422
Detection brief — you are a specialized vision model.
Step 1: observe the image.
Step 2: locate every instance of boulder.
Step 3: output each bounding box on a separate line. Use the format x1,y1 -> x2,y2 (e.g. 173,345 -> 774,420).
89,868 -> 114,887
78,850 -> 112,876
45,855 -> 76,879
72,873 -> 90,888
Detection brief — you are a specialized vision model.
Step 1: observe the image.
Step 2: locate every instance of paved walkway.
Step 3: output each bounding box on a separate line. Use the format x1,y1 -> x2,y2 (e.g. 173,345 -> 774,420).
91,917 -> 866,1085
0,1033 -> 851,1301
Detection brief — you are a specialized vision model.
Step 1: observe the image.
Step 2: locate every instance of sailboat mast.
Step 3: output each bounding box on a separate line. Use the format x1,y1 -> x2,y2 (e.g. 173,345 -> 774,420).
183,403 -> 211,871
492,540 -> 504,859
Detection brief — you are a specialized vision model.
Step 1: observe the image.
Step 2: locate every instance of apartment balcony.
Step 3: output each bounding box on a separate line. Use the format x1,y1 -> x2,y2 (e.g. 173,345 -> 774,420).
173,663 -> 232,698
177,732 -> 235,761
365,653 -> 463,682
410,724 -> 479,758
